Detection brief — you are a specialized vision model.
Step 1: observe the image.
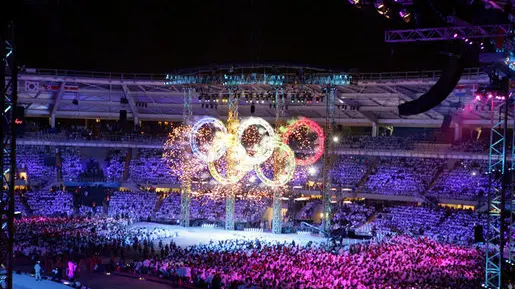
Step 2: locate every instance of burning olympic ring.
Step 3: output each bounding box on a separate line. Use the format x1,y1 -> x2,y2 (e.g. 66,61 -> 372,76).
281,117 -> 325,166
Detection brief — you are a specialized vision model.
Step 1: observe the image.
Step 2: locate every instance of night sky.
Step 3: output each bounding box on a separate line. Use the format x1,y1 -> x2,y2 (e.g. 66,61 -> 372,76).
12,0 -> 503,73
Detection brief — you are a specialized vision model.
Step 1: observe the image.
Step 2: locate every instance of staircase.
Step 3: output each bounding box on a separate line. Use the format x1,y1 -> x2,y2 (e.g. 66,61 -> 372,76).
103,200 -> 109,217
354,157 -> 378,194
421,165 -> 444,196
123,149 -> 132,181
19,194 -> 33,216
416,165 -> 445,206
151,194 -> 166,219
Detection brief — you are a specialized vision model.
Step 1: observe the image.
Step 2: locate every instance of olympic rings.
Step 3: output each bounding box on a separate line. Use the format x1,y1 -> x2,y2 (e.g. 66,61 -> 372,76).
188,116 -> 321,186
281,117 -> 325,166
190,117 -> 228,162
237,117 -> 276,165
254,141 -> 296,187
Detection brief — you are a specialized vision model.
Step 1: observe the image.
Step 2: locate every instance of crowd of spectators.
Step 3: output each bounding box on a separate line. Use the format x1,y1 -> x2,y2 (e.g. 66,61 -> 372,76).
370,204 -> 485,245
128,235 -> 483,289
364,157 -> 443,196
332,201 -> 376,229
154,193 -> 181,222
60,147 -> 83,181
331,156 -> 368,187
16,145 -> 56,186
338,135 -> 416,150
24,189 -> 74,217
129,149 -> 178,185
108,190 -> 158,221
11,213 -> 485,289
104,149 -> 126,182
427,160 -> 488,201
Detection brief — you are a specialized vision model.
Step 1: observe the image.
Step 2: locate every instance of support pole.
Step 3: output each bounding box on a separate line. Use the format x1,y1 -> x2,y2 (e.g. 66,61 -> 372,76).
0,21 -> 17,289
454,123 -> 462,142
371,122 -> 378,137
225,89 -> 238,231
272,88 -> 286,234
321,87 -> 336,233
180,88 -> 193,227
50,114 -> 56,128
485,87 -> 508,289
510,97 -> 515,265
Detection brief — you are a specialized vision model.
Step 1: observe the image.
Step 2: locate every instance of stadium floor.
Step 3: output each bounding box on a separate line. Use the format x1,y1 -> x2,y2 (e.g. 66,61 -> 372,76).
129,222 -> 360,247
13,274 -> 70,289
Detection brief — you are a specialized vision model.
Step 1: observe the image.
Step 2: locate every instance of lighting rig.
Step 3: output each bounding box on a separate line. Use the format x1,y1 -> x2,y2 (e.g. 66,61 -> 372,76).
347,0 -> 414,22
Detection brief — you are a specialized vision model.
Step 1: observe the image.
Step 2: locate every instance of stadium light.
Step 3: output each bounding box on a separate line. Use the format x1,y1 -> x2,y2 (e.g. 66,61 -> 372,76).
333,136 -> 339,143
374,0 -> 391,18
308,166 -> 317,176
399,8 -> 411,23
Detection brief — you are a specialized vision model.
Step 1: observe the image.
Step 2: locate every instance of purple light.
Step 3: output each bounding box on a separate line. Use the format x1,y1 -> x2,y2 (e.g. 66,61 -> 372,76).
453,33 -> 458,38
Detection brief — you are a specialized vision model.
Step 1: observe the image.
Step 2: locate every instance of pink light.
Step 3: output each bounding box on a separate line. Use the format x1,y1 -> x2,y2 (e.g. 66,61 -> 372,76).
453,33 -> 458,38
475,95 -> 481,101
488,93 -> 493,99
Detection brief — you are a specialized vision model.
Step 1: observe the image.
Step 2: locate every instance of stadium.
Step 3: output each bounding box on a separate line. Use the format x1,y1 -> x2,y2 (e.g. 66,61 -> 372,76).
1,1 -> 514,289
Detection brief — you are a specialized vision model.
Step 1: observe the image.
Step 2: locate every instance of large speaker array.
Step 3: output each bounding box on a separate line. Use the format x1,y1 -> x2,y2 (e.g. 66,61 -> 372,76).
398,55 -> 464,116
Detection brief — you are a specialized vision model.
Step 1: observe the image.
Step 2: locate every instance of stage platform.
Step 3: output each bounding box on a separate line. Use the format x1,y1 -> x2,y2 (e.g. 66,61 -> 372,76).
129,222 -> 365,248
13,273 -> 70,289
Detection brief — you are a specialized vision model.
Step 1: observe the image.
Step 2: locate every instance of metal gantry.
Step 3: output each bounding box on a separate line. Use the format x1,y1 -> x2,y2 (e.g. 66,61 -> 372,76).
225,89 -> 238,231
321,87 -> 336,233
385,24 -> 511,43
485,95 -> 509,289
180,88 -> 193,227
272,87 -> 286,234
510,101 -> 515,265
0,21 -> 17,289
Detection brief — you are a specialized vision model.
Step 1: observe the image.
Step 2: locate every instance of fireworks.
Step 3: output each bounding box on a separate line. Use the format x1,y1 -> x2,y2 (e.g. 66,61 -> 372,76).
162,124 -> 206,183
164,117 -> 324,197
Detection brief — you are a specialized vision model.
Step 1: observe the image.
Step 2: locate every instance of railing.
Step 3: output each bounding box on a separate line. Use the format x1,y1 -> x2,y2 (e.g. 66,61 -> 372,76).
19,67 -> 486,84
21,68 -> 166,82
355,67 -> 485,81
300,221 -> 328,236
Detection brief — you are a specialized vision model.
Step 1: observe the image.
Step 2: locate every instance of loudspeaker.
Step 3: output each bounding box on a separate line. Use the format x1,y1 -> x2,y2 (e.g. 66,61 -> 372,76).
119,110 -> 127,122
474,224 -> 484,243
399,55 -> 464,115
441,115 -> 452,131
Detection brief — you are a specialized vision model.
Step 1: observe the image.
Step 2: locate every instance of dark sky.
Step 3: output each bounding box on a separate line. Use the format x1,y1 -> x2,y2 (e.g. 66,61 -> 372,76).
13,0 -> 489,73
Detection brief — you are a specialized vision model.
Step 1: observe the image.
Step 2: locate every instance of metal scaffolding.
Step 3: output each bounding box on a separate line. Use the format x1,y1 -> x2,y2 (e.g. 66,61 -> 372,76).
0,20 -> 17,289
510,101 -> 515,265
225,89 -> 238,230
321,87 -> 336,233
485,92 -> 509,289
385,24 -> 511,43
180,88 -> 193,227
272,88 -> 286,234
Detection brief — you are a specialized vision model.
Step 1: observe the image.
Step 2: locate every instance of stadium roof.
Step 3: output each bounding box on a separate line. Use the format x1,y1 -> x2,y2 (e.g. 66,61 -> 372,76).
18,66 -> 491,127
